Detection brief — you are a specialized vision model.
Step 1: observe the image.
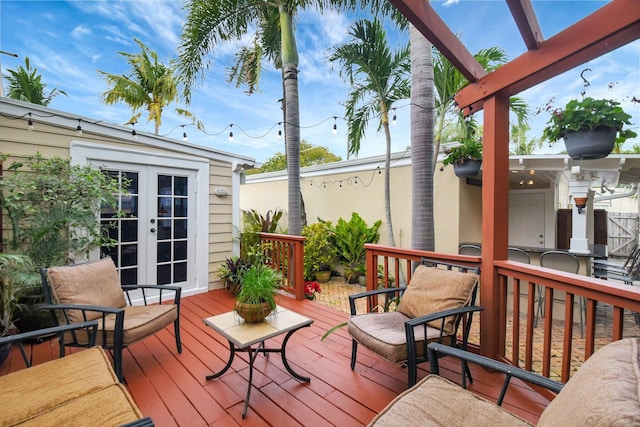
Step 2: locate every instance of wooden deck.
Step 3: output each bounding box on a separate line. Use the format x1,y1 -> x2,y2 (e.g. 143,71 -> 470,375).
1,290 -> 551,426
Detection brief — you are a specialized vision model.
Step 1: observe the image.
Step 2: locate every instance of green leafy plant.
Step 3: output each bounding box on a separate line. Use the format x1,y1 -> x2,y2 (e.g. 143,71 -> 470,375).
0,154 -> 124,266
0,254 -> 40,337
234,264 -> 282,310
542,97 -> 637,144
302,221 -> 337,280
441,136 -> 483,168
218,256 -> 251,294
328,213 -> 381,283
240,208 -> 284,262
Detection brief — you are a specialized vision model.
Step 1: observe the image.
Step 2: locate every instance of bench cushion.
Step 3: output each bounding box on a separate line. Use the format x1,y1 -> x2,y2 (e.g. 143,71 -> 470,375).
538,337 -> 640,426
0,347 -> 119,426
369,374 -> 532,426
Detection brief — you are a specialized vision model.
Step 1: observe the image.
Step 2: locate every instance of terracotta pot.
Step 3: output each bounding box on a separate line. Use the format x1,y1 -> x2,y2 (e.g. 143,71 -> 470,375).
563,127 -> 616,160
0,342 -> 11,367
234,301 -> 274,323
453,159 -> 482,177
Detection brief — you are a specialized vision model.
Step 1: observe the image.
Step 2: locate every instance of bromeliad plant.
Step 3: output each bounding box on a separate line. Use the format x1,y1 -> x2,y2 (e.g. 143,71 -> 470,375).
542,97 -> 637,146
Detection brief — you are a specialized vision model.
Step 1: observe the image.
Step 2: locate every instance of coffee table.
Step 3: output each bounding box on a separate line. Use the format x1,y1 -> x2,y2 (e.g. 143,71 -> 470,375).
203,305 -> 314,418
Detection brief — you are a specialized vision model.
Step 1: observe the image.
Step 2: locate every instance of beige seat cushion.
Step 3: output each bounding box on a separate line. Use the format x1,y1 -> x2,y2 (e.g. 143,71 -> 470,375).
47,258 -> 126,323
398,265 -> 479,333
538,338 -> 640,426
348,311 -> 453,363
0,347 -> 119,426
69,304 -> 178,347
369,374 -> 532,426
18,384 -> 143,427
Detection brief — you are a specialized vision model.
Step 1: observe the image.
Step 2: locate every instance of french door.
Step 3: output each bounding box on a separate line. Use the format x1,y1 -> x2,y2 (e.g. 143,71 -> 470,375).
100,165 -> 197,291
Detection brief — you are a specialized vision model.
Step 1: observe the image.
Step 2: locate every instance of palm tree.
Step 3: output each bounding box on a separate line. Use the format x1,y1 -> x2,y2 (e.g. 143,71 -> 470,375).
178,1 -> 343,236
511,122 -> 543,155
4,57 -> 67,105
329,18 -> 411,246
98,38 -> 196,135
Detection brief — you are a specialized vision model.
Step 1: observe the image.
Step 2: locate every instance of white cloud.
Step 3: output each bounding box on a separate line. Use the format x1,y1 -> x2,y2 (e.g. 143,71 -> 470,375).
71,25 -> 91,40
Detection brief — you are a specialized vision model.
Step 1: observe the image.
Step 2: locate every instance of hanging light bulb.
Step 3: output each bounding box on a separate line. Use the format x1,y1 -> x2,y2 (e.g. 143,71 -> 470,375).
392,108 -> 397,126
181,125 -> 188,142
332,116 -> 337,135
27,113 -> 34,131
131,123 -> 137,140
277,122 -> 282,140
228,124 -> 234,142
76,119 -> 83,136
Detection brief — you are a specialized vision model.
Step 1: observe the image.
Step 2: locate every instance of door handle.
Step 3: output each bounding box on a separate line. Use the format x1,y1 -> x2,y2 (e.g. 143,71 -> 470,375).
150,228 -> 156,233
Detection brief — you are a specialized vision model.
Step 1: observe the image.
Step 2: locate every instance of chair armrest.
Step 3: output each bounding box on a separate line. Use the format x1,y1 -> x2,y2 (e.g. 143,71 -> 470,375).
119,417 -> 154,427
0,321 -> 99,346
121,285 -> 182,306
405,306 -> 484,328
348,287 -> 407,315
427,343 -> 563,406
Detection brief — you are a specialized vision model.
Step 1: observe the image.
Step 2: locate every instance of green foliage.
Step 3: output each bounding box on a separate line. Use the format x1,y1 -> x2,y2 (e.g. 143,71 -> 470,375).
217,256 -> 251,294
441,119 -> 483,168
329,213 -> 381,282
234,264 -> 282,309
240,209 -> 284,263
0,254 -> 40,336
247,141 -> 342,175
0,154 -> 125,268
302,221 -> 337,280
4,56 -> 67,106
542,97 -> 637,144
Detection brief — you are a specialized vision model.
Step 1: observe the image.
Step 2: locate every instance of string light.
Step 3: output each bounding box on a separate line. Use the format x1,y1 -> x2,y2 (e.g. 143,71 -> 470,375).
332,116 -> 337,135
130,122 -> 137,140
181,125 -> 188,142
228,124 -> 234,142
392,108 -> 397,126
27,113 -> 34,131
277,122 -> 282,140
76,119 -> 82,136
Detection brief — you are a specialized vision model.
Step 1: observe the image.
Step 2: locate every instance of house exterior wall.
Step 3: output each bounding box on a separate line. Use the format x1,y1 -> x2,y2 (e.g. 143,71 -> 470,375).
0,98 -> 254,293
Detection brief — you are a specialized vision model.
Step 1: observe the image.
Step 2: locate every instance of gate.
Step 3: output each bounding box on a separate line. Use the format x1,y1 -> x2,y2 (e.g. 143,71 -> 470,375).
607,212 -> 639,257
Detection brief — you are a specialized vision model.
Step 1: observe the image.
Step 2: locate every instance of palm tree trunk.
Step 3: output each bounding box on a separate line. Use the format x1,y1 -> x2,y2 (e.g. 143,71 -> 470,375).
381,107 -> 396,247
410,24 -> 435,252
279,5 -> 302,236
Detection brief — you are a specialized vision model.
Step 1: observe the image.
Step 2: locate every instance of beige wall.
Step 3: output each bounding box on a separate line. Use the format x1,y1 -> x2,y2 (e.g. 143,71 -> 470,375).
240,157 -> 483,255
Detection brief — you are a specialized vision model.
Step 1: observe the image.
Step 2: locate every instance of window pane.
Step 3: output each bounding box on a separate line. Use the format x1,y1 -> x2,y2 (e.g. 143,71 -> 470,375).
173,219 -> 187,239
158,197 -> 172,217
174,198 -> 187,217
121,220 -> 138,242
157,242 -> 171,262
157,265 -> 171,285
173,262 -> 187,282
174,241 -> 187,261
158,175 -> 172,195
174,176 -> 187,196
157,219 -> 172,240
121,244 -> 138,267
121,267 -> 137,286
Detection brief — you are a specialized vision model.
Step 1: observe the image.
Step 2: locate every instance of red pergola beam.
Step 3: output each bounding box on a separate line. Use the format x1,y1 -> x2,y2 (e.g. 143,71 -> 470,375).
455,0 -> 640,111
388,0 -> 486,83
506,0 -> 543,50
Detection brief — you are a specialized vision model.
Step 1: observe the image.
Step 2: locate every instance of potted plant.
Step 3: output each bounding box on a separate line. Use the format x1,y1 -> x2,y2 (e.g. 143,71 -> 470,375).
217,256 -> 250,294
302,221 -> 337,283
542,97 -> 637,160
441,136 -> 483,177
234,264 -> 282,323
328,213 -> 381,284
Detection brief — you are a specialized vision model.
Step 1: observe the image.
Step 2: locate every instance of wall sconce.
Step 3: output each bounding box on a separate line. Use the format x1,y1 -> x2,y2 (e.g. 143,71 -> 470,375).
574,196 -> 587,214
214,188 -> 229,197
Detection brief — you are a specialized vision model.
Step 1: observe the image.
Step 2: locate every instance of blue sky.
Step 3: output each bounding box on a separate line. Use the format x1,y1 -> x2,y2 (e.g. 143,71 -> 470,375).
1,0 -> 638,163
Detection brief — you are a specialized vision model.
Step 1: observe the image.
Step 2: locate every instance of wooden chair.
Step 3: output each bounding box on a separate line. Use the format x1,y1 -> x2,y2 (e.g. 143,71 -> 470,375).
41,257 -> 182,382
347,259 -> 481,388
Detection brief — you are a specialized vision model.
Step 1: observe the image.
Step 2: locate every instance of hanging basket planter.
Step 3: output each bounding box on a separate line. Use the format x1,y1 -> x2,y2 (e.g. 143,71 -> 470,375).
562,127 -> 616,160
453,159 -> 482,177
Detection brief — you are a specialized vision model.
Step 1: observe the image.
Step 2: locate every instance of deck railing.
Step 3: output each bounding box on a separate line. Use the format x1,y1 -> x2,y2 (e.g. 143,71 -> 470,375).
365,243 -> 640,382
259,232 -> 305,300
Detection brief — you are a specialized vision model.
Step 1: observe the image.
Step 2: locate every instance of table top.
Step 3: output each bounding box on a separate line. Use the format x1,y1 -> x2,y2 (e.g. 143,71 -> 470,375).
203,305 -> 313,349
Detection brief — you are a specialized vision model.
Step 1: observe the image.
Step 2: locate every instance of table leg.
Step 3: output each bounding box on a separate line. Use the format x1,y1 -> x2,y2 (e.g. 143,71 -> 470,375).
205,340 -> 236,380
242,344 -> 263,419
281,326 -> 311,382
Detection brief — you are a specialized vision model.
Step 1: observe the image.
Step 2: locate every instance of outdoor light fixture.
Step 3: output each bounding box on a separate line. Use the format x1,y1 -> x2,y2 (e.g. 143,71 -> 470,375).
181,125 -> 188,142
392,108 -> 397,126
332,117 -> 337,135
27,113 -> 34,131
131,123 -> 137,140
277,122 -> 282,140
574,197 -> 587,214
76,119 -> 83,136
229,124 -> 234,142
